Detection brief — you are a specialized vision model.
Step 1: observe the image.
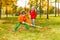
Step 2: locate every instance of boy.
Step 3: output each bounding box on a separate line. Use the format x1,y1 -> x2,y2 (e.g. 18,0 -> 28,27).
13,11 -> 32,31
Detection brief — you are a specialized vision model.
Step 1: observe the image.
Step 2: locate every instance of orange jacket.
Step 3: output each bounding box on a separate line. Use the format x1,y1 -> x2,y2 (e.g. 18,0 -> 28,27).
18,14 -> 31,24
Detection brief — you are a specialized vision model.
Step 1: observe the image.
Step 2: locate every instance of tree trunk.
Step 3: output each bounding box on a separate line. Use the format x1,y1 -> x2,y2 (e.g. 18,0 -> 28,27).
58,0 -> 59,16
55,0 -> 56,17
0,2 -> 2,19
36,0 -> 38,17
25,0 -> 26,11
40,0 -> 41,18
47,0 -> 49,19
0,7 -> 1,19
6,6 -> 8,18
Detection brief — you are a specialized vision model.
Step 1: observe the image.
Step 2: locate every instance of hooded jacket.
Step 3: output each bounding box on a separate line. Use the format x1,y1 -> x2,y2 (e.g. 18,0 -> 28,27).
18,14 -> 31,24
30,9 -> 36,19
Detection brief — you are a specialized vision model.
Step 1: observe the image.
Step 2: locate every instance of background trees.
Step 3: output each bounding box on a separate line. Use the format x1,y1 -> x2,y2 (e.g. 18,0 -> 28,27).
0,0 -> 60,19
0,0 -> 17,19
28,0 -> 60,19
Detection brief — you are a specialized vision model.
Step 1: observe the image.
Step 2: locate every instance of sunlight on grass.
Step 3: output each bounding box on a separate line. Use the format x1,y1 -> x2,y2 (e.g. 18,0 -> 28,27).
0,16 -> 60,40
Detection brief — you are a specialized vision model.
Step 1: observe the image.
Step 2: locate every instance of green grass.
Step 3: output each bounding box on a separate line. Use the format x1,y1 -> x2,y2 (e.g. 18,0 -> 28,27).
0,16 -> 60,40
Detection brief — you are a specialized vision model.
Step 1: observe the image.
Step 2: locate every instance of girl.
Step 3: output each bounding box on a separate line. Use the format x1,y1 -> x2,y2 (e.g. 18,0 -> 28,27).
30,7 -> 36,27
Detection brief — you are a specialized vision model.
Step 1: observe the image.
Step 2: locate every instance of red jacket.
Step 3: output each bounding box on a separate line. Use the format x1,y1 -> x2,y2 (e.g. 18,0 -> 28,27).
30,9 -> 36,19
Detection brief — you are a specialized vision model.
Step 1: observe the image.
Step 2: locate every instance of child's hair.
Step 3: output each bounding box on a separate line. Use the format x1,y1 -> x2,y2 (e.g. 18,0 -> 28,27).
21,11 -> 26,14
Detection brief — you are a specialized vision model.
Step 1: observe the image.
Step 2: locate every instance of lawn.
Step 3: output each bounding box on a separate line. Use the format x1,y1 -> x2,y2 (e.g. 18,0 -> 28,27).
0,16 -> 60,40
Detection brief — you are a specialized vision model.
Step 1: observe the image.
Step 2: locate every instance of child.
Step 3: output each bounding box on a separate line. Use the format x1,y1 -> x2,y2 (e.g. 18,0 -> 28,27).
30,6 -> 36,27
13,11 -> 32,31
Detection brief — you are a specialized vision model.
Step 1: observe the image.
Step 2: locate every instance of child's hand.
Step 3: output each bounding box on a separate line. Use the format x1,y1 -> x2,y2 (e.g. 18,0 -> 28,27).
22,22 -> 25,24
30,24 -> 33,26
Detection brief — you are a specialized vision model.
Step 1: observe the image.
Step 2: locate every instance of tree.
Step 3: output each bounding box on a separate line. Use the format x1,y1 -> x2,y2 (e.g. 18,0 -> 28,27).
28,0 -> 33,10
54,0 -> 57,17
5,0 -> 17,18
28,0 -> 56,19
47,0 -> 49,19
58,0 -> 59,16
0,0 -> 17,18
54,0 -> 60,17
0,1 -> 2,19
